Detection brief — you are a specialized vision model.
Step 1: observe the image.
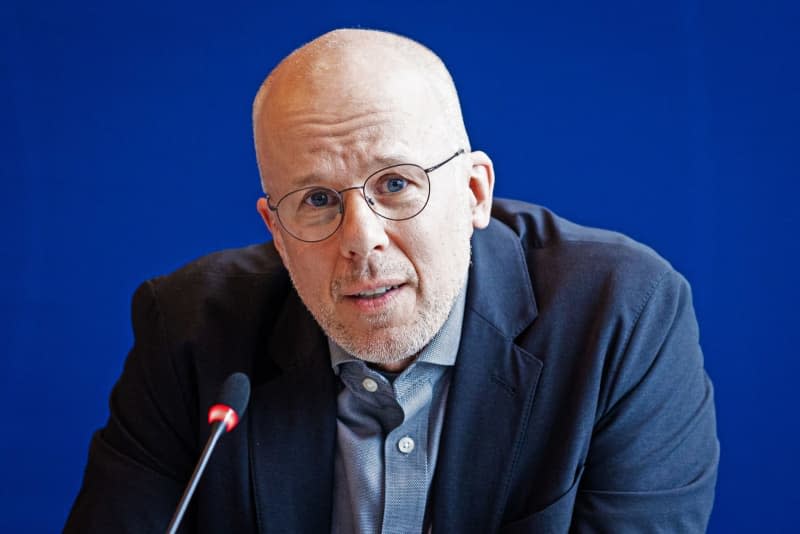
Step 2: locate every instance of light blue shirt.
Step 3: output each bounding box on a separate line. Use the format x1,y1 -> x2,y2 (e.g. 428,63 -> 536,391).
330,287 -> 467,534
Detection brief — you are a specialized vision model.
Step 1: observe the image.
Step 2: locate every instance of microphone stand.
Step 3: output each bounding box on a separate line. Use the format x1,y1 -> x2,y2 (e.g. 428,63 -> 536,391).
164,419 -> 227,534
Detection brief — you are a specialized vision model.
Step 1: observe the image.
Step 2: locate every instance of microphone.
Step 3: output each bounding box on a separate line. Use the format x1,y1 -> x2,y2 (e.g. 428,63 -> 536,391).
165,372 -> 251,534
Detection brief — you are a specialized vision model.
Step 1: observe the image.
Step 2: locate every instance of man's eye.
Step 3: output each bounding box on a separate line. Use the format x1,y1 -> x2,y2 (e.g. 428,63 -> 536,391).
303,190 -> 335,207
383,176 -> 408,193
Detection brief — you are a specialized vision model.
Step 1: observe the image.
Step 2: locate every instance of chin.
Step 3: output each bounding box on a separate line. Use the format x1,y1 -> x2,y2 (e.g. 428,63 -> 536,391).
333,328 -> 428,363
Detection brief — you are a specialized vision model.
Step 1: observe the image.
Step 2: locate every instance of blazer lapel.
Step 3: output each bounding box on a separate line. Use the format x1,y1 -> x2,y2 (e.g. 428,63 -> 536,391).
432,220 -> 543,532
248,289 -> 338,533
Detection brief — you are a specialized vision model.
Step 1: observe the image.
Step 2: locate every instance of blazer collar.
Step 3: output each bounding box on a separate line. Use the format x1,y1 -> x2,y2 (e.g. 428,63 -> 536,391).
431,219 -> 543,532
465,218 -> 538,336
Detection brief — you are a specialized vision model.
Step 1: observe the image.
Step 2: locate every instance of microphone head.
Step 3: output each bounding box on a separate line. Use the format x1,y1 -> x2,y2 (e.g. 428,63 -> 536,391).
217,372 -> 251,416
208,372 -> 251,431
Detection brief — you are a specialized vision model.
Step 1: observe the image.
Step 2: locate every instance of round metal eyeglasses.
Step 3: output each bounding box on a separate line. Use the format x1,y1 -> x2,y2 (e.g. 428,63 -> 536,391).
265,149 -> 465,242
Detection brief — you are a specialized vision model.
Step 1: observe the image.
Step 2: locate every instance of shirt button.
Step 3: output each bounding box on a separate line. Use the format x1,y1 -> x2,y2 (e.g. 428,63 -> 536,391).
362,377 -> 378,392
397,436 -> 415,454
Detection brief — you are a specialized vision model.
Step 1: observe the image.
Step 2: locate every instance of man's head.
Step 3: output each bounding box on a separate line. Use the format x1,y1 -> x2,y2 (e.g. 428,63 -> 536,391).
253,29 -> 494,370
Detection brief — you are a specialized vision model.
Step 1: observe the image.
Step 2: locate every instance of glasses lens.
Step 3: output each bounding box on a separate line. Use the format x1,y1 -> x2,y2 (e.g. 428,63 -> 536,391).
276,187 -> 343,242
364,164 -> 430,221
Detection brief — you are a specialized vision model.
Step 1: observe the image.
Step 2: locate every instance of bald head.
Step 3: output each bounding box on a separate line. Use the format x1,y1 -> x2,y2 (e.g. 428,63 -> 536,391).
252,29 -> 470,189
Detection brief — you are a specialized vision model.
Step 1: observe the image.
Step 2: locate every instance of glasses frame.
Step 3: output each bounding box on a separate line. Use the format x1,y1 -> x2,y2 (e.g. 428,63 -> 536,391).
265,148 -> 466,243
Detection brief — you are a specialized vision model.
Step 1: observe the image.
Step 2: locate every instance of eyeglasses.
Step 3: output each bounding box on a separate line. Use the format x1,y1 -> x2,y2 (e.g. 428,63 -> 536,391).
265,149 -> 465,242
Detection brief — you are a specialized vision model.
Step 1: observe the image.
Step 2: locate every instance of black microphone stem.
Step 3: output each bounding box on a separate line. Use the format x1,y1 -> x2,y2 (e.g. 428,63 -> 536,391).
165,421 -> 227,534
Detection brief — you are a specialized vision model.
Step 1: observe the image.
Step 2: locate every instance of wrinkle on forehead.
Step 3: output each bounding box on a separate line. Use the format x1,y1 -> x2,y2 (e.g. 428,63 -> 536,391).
262,62 -> 435,135
263,104 -> 413,170
276,109 -> 398,134
263,123 -> 415,196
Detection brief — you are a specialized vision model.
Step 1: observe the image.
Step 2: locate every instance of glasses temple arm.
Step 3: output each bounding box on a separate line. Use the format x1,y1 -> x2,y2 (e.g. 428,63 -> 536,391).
424,148 -> 465,173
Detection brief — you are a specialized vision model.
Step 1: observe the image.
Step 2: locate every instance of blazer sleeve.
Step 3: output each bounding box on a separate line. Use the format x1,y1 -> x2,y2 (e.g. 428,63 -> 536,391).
64,280 -> 198,533
572,269 -> 720,532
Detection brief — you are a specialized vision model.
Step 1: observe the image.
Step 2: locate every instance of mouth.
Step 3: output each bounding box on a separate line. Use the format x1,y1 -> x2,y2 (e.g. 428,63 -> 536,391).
333,269 -> 413,313
354,284 -> 401,299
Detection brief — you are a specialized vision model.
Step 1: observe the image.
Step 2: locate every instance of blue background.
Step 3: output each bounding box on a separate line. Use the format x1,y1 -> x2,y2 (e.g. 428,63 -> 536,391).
2,1 -> 798,531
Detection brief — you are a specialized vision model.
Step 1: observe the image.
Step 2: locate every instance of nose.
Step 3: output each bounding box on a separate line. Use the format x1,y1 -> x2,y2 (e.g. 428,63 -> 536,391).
337,189 -> 389,258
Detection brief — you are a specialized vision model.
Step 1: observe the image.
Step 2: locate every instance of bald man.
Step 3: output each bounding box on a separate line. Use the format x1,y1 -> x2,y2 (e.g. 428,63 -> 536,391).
66,30 -> 718,533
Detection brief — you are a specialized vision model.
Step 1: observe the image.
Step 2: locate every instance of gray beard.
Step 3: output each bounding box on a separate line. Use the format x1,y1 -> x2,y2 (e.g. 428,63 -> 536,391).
289,247 -> 471,366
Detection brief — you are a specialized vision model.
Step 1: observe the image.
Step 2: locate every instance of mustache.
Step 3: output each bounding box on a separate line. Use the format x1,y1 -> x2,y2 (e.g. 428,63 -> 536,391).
331,258 -> 417,291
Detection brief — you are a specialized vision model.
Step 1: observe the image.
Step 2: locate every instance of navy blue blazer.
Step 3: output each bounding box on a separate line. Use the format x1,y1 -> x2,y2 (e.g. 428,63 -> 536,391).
66,200 -> 719,533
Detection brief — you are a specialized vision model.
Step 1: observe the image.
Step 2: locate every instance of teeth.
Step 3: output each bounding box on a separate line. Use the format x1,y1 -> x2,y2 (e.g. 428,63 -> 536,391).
357,285 -> 398,297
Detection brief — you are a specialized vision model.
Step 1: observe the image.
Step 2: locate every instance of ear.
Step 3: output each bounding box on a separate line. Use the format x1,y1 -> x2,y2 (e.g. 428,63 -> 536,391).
256,197 -> 288,260
466,150 -> 495,229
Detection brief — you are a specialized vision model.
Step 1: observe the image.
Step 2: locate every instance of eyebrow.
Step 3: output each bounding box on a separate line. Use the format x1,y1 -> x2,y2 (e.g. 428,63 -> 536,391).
287,153 -> 412,189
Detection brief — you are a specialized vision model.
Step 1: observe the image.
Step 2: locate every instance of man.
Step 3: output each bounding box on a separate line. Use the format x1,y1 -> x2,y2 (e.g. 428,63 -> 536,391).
66,29 -> 719,533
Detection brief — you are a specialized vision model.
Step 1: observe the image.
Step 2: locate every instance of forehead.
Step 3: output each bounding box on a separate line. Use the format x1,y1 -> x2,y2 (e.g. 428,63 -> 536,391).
259,69 -> 448,192
268,151 -> 446,203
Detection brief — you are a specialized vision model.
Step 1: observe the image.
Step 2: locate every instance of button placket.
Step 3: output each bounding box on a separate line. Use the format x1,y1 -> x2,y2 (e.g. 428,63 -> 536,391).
381,376 -> 432,533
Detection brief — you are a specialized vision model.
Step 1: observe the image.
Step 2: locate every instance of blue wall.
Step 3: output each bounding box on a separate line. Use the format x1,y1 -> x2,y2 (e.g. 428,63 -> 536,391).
2,1 -> 797,531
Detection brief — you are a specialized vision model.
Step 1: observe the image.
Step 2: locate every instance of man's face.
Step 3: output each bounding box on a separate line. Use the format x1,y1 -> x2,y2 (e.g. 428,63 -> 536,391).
256,63 -> 491,369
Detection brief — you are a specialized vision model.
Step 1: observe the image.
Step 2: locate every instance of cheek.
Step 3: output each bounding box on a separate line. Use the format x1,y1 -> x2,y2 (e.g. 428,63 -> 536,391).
281,245 -> 333,294
402,206 -> 472,278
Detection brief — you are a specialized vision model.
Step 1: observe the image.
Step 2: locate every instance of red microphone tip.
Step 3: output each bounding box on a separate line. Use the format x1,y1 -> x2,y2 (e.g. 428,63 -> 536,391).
208,404 -> 240,432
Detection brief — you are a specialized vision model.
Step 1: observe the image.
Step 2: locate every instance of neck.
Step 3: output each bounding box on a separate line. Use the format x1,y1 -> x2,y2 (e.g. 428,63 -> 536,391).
367,355 -> 417,373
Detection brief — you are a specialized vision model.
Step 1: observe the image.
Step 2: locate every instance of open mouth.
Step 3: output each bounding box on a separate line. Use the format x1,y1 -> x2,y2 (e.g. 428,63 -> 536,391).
354,285 -> 401,299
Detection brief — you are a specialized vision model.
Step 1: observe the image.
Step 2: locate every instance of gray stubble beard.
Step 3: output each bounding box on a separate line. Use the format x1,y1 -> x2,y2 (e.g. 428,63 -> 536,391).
289,242 -> 471,366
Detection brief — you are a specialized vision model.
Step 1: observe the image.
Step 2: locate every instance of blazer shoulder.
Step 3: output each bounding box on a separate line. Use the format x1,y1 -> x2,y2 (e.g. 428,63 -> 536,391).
140,242 -> 288,302
157,242 -> 285,280
132,242 -> 292,364
487,199 -> 691,334
490,198 -> 675,282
